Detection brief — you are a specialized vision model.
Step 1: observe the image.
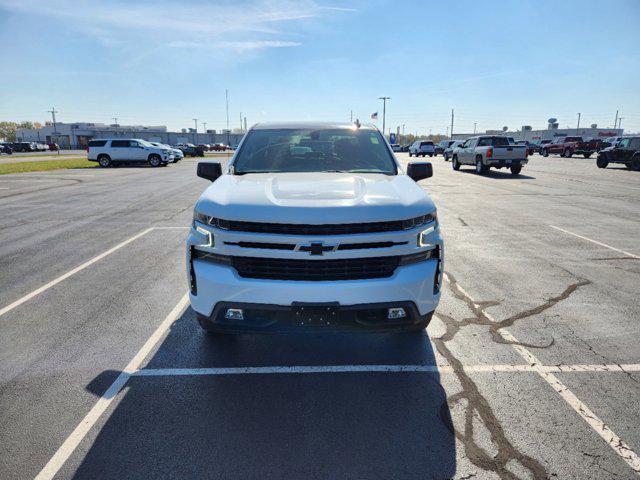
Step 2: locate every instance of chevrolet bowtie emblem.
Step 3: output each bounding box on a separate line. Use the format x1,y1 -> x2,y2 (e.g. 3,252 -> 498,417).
297,242 -> 337,256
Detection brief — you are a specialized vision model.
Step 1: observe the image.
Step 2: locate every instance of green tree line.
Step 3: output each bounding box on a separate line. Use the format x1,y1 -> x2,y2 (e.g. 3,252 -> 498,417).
0,121 -> 35,141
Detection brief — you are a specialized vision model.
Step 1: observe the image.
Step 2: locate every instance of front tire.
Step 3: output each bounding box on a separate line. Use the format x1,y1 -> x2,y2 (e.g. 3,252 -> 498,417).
542,149 -> 549,157
452,156 -> 460,171
148,155 -> 162,167
596,156 -> 608,169
563,148 -> 572,158
631,156 -> 640,171
97,155 -> 111,168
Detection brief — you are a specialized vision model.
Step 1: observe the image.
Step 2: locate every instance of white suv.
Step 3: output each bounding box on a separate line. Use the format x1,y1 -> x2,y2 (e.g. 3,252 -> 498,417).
87,139 -> 174,167
409,140 -> 436,157
187,122 -> 443,334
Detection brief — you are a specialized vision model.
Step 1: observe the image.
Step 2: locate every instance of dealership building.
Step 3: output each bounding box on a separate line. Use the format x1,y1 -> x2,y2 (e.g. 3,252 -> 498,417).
451,124 -> 623,142
15,122 -> 244,149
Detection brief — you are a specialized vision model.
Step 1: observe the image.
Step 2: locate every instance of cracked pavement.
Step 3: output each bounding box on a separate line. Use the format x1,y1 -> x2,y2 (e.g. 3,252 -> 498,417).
1,153 -> 639,479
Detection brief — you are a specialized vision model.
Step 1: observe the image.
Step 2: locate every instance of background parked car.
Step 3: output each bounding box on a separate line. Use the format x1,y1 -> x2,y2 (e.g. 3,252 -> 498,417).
541,136 -> 599,158
211,143 -> 228,151
596,136 -> 640,170
390,143 -> 402,152
400,144 -> 410,152
0,142 -> 13,154
601,136 -> 625,150
149,142 -> 183,162
436,140 -> 455,156
409,140 -> 435,157
87,138 -> 173,167
11,142 -> 35,152
515,140 -> 537,156
47,142 -> 59,151
179,144 -> 205,157
443,140 -> 465,161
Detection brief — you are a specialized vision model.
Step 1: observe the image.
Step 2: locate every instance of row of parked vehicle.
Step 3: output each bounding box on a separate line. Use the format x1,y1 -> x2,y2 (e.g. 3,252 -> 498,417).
0,141 -> 60,154
392,134 -> 639,172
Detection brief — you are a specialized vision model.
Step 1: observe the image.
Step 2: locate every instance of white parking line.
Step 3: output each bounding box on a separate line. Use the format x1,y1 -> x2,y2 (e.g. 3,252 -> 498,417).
549,225 -> 640,259
132,363 -> 640,376
447,274 -> 640,475
34,293 -> 190,480
0,228 -> 154,320
0,225 -> 190,320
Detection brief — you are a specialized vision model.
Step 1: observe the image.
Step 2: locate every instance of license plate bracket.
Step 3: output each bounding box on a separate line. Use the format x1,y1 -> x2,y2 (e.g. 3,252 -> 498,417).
291,302 -> 339,326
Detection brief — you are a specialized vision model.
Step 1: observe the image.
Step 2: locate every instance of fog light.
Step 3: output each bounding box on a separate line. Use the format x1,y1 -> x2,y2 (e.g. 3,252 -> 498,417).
387,308 -> 406,319
225,308 -> 244,320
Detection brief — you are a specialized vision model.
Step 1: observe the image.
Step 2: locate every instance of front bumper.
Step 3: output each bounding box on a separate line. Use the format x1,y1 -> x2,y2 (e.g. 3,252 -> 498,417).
197,301 -> 433,333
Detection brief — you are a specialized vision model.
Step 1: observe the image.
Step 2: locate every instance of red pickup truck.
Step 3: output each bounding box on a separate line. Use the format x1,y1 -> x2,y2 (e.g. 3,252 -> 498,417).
540,136 -> 599,158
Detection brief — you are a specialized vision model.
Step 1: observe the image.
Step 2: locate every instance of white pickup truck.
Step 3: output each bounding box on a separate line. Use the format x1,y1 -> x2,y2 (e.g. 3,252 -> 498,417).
186,122 -> 444,335
451,135 -> 528,175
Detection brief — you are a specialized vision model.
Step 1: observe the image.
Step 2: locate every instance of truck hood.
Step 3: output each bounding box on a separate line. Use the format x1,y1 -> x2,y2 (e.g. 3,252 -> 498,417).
196,172 -> 436,224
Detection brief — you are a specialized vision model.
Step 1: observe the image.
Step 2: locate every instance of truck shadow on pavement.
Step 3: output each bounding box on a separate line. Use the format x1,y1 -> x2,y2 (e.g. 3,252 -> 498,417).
77,307 -> 456,480
458,170 -> 536,180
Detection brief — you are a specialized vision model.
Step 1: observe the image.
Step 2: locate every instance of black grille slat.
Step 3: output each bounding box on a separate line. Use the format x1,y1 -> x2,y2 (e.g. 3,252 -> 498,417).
232,256 -> 399,281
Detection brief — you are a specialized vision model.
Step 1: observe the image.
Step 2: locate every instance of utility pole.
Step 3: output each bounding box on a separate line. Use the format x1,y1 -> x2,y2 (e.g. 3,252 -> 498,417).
48,107 -> 60,154
202,122 -> 207,142
350,110 -> 353,122
446,126 -> 449,137
225,89 -> 230,146
576,113 -> 581,133
240,112 -> 243,133
473,122 -> 477,135
378,96 -> 390,139
112,117 -> 118,135
244,117 -> 247,133
618,117 -> 624,131
614,110 -> 619,129
450,109 -> 454,139
193,118 -> 198,143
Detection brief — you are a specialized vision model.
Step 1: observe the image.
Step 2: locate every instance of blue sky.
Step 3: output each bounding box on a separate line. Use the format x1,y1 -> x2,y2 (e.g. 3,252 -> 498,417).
1,0 -> 639,134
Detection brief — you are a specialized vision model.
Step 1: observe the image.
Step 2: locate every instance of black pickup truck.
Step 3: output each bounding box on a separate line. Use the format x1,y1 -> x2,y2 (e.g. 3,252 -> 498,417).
596,137 -> 640,170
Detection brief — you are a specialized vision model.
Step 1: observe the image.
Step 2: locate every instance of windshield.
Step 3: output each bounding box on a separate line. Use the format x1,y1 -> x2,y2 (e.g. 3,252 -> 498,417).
233,128 -> 397,174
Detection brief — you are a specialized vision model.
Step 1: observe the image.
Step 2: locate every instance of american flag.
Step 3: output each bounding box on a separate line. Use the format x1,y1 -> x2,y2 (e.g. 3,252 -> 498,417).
371,112 -> 378,120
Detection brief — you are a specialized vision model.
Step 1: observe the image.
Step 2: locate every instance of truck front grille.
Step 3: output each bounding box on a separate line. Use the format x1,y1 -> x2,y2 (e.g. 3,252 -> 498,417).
204,214 -> 434,235
232,255 -> 400,281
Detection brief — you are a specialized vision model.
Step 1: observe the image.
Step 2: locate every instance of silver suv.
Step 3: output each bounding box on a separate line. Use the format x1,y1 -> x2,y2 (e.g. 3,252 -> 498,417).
409,140 -> 436,157
87,139 -> 174,167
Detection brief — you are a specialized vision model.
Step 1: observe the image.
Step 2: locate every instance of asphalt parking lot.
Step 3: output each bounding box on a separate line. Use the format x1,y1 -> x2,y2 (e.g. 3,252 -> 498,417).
1,153 -> 639,479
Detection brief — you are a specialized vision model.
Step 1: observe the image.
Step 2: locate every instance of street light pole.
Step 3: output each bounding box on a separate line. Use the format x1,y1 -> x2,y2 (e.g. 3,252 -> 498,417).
378,96 -> 390,139
225,89 -> 230,146
48,107 -> 60,154
576,113 -> 581,134
473,122 -> 477,135
193,118 -> 198,144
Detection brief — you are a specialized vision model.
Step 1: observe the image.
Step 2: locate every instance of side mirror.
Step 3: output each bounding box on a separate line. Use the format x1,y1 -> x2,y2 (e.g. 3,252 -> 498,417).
197,162 -> 222,182
407,162 -> 433,182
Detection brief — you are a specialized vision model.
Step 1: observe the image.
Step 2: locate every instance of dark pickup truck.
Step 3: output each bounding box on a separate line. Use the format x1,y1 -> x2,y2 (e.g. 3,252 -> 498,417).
540,136 -> 599,158
596,137 -> 640,170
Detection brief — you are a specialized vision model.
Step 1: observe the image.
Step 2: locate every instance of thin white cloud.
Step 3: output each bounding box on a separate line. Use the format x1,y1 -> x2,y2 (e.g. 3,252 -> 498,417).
167,40 -> 302,51
0,0 -> 352,54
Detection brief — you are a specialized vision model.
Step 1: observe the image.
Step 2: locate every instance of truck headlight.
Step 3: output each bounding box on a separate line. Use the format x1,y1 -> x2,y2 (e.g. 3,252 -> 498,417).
418,225 -> 436,247
193,211 -> 214,247
194,225 -> 213,247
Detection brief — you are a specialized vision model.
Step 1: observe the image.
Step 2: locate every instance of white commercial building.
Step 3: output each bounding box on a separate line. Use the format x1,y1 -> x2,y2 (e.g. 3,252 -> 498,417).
16,122 -> 244,149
